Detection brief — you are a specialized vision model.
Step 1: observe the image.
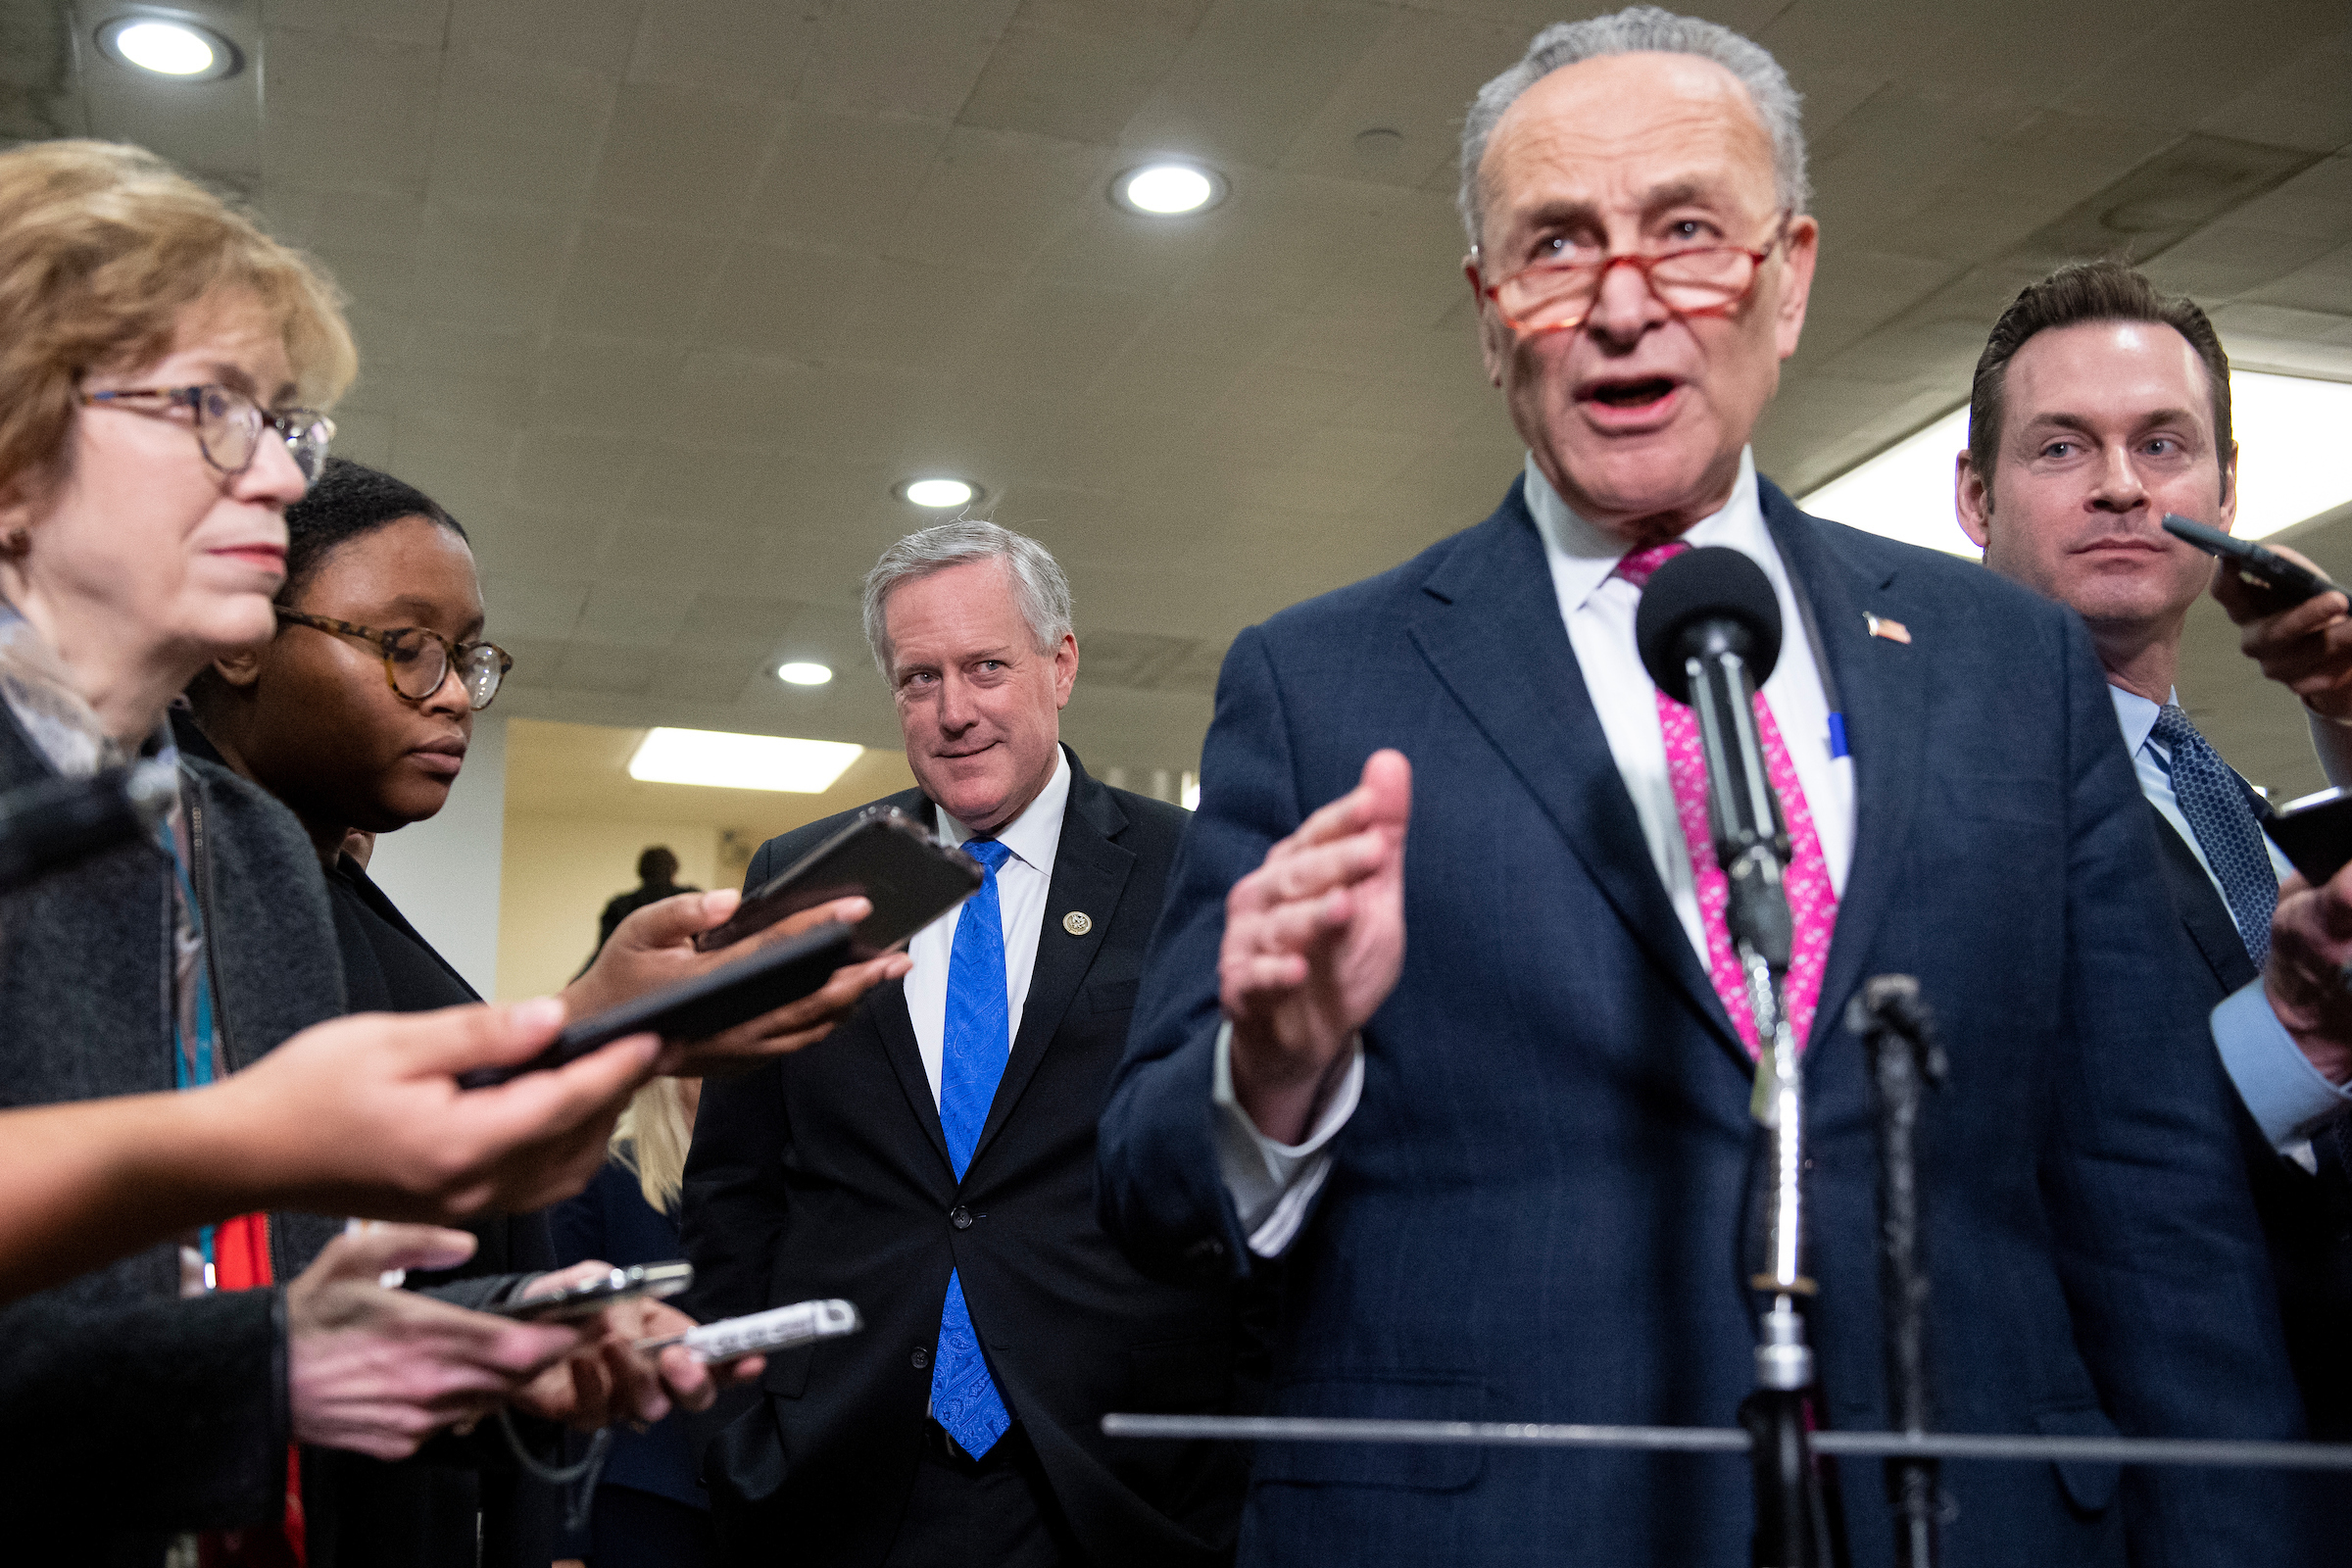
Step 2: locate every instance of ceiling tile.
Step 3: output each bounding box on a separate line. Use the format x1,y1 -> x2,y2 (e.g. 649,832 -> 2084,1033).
890,124 -> 1109,272
958,0 -> 1211,144
694,242 -> 866,358
426,50 -> 615,210
586,83 -> 784,233
745,107 -> 950,256
414,201 -> 575,327
448,0 -> 646,75
268,0 -> 453,47
1120,0 -> 1395,168
623,0 -> 828,99
797,0 -> 1025,120
1277,8 -> 1525,191
554,220 -> 730,339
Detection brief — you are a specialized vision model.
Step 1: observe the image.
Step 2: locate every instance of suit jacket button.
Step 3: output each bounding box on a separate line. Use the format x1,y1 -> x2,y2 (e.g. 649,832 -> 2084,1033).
951,1204 -> 973,1230
1062,910 -> 1092,936
911,1347 -> 930,1369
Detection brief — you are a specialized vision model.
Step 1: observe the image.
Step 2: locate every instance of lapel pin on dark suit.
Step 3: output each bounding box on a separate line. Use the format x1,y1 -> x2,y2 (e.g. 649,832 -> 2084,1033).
1865,612 -> 1912,644
1063,910 -> 1093,935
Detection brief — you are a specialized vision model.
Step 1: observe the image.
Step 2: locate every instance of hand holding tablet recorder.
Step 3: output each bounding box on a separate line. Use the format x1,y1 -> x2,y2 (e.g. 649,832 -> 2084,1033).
460,812 -> 983,1090
2162,513 -> 2345,614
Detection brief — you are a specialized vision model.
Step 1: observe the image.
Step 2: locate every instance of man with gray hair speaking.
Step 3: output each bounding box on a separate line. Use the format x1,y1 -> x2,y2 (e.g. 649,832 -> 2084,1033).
683,520 -> 1254,1567
1100,8 -> 2309,1564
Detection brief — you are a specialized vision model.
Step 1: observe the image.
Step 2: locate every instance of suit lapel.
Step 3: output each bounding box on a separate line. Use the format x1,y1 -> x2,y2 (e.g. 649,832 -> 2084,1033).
2148,803 -> 2260,992
969,752 -> 1133,1171
857,787 -> 956,1179
1406,488 -> 1743,1060
1762,483 -> 1930,1050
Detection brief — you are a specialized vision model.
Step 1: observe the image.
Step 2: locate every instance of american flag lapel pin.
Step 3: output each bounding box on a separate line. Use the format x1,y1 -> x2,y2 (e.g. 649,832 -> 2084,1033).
1866,612 -> 1912,644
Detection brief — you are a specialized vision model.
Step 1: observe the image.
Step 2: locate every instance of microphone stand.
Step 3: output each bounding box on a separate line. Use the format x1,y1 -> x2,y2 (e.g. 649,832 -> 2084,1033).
1846,977 -> 1948,1568
1682,640 -> 1837,1568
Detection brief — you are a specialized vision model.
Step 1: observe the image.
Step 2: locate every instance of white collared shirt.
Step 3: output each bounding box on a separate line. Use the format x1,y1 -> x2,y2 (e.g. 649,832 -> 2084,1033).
1213,453 -> 1856,1253
903,748 -> 1071,1105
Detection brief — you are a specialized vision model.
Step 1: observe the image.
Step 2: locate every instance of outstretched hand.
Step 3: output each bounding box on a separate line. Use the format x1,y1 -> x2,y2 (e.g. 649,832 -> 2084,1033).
2211,545 -> 2352,722
564,888 -> 911,1076
1221,749 -> 1411,1145
2262,862 -> 2352,1090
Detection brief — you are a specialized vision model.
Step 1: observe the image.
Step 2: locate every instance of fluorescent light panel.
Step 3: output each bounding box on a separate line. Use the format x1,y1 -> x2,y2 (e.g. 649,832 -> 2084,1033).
1798,369 -> 2352,556
627,728 -> 861,793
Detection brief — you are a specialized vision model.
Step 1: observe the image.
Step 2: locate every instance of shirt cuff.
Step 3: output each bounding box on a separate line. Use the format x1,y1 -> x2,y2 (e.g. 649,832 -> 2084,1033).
2212,979 -> 2352,1160
1210,1019 -> 1363,1258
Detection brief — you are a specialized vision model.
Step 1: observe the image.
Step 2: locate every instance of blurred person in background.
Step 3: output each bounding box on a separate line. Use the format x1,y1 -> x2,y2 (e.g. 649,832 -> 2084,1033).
183,454 -> 902,1566
595,846 -> 699,961
551,1076 -> 731,1568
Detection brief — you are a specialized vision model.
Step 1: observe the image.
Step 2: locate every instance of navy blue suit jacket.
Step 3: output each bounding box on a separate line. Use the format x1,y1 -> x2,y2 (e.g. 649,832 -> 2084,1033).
1098,476 -> 2309,1567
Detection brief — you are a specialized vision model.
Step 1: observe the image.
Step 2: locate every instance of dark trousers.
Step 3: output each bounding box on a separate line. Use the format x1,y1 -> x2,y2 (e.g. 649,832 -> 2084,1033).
588,1484 -> 717,1568
879,1423 -> 1082,1568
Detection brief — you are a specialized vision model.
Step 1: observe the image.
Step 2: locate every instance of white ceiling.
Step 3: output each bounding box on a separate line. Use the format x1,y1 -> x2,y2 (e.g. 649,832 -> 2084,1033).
16,0 -> 2352,790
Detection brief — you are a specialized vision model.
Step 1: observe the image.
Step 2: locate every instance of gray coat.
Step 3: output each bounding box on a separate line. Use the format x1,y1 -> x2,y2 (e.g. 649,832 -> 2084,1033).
0,703 -> 347,1562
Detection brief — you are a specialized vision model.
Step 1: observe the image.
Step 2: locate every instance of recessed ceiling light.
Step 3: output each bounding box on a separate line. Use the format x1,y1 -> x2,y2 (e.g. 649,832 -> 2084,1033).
776,662 -> 833,686
1112,163 -> 1226,217
900,477 -> 976,509
1797,368 -> 2352,555
627,727 -> 862,793
97,17 -> 240,80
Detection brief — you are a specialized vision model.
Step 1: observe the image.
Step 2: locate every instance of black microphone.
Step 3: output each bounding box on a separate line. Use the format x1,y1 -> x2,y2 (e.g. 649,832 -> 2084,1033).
1635,546 -> 1791,968
0,759 -> 178,893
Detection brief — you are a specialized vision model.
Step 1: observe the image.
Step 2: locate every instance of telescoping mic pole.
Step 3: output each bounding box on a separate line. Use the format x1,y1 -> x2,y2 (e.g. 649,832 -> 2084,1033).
1637,547 -> 1838,1568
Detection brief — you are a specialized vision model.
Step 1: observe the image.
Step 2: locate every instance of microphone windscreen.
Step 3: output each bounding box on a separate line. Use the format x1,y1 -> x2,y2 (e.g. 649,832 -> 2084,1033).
1633,546 -> 1784,702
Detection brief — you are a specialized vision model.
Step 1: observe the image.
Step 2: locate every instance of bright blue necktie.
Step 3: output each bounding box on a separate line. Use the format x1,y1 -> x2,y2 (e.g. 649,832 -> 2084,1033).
2152,704 -> 2278,967
931,838 -> 1012,1458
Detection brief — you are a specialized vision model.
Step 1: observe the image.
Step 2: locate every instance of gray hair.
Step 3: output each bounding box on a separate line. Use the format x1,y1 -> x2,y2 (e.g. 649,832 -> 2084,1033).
861,519 -> 1074,678
1457,6 -> 1810,246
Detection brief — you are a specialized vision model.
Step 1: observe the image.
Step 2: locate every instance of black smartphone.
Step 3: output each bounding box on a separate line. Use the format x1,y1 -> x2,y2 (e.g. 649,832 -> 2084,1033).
2264,786 -> 2352,885
493,1261 -> 694,1322
458,920 -> 857,1088
2162,514 -> 2343,613
693,808 -> 984,955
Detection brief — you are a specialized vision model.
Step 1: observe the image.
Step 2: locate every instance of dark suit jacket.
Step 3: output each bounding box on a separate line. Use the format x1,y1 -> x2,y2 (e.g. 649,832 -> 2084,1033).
1098,477 -> 2311,1567
2147,803 -> 2352,1438
683,748 -> 1255,1566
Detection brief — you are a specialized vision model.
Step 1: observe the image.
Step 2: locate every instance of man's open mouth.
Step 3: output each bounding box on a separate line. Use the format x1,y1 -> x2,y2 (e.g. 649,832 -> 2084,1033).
1586,377 -> 1678,409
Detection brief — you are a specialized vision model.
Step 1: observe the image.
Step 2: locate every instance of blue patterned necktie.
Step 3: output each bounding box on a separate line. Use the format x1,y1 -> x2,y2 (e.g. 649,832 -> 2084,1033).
2151,704 -> 2278,968
931,837 -> 1013,1458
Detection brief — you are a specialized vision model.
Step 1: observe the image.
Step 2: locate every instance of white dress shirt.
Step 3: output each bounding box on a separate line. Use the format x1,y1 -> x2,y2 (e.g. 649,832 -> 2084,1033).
2111,686 -> 2352,1169
903,748 -> 1071,1106
1213,453 -> 1855,1252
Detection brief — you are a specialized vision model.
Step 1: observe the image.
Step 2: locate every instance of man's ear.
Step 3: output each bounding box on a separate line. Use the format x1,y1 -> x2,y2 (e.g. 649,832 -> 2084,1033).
209,646 -> 266,691
1465,254 -> 1507,389
1954,450 -> 1992,553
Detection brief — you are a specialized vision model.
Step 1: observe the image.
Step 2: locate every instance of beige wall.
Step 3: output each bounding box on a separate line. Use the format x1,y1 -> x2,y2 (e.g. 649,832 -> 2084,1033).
495,814 -> 721,1003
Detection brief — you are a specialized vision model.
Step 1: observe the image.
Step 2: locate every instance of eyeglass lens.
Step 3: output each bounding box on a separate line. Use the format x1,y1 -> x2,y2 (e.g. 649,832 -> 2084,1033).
1499,250 -> 1758,331
386,629 -> 506,710
192,386 -> 333,483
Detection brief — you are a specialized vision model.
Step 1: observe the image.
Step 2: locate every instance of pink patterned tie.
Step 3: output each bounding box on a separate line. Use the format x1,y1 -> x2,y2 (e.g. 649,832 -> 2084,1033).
1615,542 -> 1838,1058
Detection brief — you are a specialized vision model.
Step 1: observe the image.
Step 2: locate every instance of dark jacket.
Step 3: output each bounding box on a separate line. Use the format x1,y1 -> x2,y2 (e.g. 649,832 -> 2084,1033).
1098,477 -> 2312,1566
170,712 -> 564,1568
2146,801 -> 2352,1438
0,704 -> 346,1565
683,748 -> 1257,1566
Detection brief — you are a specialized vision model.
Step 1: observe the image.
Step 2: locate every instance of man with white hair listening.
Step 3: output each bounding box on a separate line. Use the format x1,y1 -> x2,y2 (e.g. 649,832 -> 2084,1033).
1099,8 -> 2311,1564
683,521 -> 1255,1567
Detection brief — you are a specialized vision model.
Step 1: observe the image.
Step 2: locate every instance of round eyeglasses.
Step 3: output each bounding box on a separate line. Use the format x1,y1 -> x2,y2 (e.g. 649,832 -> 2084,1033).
1477,213 -> 1790,336
275,608 -> 514,710
80,382 -> 335,483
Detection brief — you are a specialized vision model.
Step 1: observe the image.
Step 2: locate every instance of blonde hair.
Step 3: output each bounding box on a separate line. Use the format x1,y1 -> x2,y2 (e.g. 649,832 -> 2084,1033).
0,140 -> 357,507
613,1076 -> 696,1215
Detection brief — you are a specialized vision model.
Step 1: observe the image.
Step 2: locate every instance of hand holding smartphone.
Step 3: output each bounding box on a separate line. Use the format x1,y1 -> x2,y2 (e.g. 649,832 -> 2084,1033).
2163,513 -> 2344,614
635,1297 -> 863,1366
694,808 -> 983,956
496,1261 -> 694,1322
